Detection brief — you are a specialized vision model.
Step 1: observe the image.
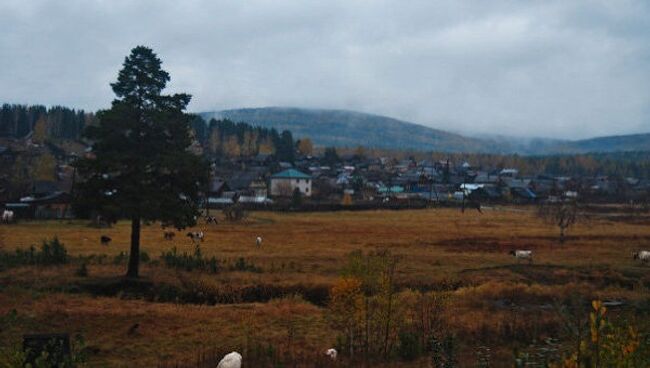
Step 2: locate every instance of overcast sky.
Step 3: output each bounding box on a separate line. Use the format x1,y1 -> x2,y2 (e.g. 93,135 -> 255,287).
1,0 -> 649,139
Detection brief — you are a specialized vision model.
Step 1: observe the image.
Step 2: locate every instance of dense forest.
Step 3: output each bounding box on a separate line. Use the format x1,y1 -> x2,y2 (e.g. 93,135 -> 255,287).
192,116 -> 297,162
0,104 -> 94,140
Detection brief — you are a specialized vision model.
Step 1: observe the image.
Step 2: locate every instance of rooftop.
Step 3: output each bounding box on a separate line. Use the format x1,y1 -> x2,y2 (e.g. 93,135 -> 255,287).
271,169 -> 311,179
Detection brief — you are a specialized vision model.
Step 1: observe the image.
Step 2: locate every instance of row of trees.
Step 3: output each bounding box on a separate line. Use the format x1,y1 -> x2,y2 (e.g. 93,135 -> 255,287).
191,116 -> 301,162
0,104 -> 94,140
329,146 -> 650,179
430,151 -> 650,179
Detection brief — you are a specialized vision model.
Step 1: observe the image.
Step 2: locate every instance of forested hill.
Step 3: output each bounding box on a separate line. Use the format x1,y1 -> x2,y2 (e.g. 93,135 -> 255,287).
201,107 -> 650,155
201,107 -> 496,153
0,104 -> 94,140
541,133 -> 650,154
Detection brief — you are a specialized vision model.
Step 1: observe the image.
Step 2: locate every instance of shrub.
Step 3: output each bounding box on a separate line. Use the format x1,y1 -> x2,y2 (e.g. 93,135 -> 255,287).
140,251 -> 150,263
230,257 -> 263,273
113,251 -> 128,264
398,331 -> 422,361
0,333 -> 87,368
75,262 -> 89,277
0,237 -> 68,269
161,246 -> 220,273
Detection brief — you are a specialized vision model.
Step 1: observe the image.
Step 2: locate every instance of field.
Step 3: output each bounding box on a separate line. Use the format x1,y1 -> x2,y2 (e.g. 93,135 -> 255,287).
1,207 -> 650,367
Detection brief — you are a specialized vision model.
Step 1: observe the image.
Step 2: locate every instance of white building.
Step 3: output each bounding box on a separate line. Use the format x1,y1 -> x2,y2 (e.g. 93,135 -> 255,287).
269,169 -> 312,197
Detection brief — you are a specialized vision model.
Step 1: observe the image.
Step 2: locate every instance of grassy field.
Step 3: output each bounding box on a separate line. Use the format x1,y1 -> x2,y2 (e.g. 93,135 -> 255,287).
1,207 -> 649,367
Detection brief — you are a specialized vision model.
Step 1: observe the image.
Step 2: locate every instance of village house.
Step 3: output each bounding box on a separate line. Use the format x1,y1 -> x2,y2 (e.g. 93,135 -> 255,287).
270,169 -> 312,197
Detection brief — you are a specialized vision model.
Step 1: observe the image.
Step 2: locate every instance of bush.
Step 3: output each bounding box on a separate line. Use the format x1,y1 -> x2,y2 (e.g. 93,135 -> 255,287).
113,252 -> 128,264
140,251 -> 150,263
0,237 -> 68,269
75,263 -> 89,277
230,257 -> 263,273
161,246 -> 220,273
398,331 -> 422,361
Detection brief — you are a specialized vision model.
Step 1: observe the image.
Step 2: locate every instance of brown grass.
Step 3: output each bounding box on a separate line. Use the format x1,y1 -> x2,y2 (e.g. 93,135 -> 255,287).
1,207 -> 649,367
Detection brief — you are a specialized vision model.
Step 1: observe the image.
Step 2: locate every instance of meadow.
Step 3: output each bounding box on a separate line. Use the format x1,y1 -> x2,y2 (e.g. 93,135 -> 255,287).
1,207 -> 649,367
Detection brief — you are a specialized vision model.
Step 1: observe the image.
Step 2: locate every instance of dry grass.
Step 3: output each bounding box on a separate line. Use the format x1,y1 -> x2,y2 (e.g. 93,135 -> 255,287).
1,207 -> 649,367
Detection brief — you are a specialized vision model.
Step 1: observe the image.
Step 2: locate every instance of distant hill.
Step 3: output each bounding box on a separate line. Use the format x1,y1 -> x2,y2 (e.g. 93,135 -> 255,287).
543,133 -> 650,155
201,107 -> 504,153
200,107 -> 650,155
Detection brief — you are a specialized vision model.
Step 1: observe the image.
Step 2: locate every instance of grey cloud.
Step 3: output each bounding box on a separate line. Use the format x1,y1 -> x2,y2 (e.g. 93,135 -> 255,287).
1,0 -> 649,139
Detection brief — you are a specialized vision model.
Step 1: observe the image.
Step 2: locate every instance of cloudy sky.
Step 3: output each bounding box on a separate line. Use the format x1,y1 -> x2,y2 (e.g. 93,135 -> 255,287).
1,0 -> 649,139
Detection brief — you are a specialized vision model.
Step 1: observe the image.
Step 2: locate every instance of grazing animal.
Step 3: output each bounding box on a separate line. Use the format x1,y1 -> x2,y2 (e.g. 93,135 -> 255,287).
186,231 -> 204,244
205,215 -> 218,225
163,231 -> 175,240
256,236 -> 262,247
509,250 -> 533,263
127,323 -> 140,336
1,210 -> 14,224
325,348 -> 337,360
100,235 -> 112,246
217,351 -> 242,368
633,250 -> 650,263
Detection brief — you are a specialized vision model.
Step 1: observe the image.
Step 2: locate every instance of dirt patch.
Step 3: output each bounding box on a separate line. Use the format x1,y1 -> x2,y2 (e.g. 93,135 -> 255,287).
439,235 -> 650,253
439,236 -> 554,253
460,264 -> 642,290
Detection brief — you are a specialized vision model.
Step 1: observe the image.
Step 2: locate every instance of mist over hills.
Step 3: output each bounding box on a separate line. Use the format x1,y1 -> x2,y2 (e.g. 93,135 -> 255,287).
201,107 -> 649,155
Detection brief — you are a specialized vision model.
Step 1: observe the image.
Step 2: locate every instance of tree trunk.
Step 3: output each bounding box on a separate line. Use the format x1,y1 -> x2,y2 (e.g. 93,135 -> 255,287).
126,216 -> 141,278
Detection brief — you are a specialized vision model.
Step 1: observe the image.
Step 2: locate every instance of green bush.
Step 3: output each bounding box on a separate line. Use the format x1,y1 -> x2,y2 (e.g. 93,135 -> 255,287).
398,331 -> 422,361
0,237 -> 68,269
231,257 -> 263,273
113,252 -> 128,264
161,246 -> 220,273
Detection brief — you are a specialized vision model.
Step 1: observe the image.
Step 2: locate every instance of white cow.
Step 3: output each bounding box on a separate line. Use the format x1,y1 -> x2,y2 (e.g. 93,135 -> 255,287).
2,210 -> 14,224
256,236 -> 262,248
633,250 -> 650,263
325,348 -> 337,360
509,250 -> 533,263
216,351 -> 242,368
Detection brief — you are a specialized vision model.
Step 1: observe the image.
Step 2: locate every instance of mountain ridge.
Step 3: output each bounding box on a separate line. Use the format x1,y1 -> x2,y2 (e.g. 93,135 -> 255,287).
200,107 -> 650,155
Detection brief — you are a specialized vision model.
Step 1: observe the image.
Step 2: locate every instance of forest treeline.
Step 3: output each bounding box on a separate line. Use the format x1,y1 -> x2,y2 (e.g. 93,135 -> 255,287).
429,150 -> 650,179
333,146 -> 650,179
0,103 -> 95,140
191,116 -> 301,162
2,103 -> 650,178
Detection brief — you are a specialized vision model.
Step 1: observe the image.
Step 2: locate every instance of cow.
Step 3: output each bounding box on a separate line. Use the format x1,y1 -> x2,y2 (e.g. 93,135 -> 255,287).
509,250 -> 533,264
205,215 -> 218,225
2,210 -> 14,224
186,231 -> 204,245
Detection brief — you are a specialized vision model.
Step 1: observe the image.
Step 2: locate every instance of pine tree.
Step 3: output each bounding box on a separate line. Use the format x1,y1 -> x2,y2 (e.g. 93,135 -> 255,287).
73,46 -> 209,278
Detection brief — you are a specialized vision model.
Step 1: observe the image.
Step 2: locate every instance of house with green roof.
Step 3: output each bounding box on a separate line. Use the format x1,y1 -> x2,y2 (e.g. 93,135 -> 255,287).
270,169 -> 312,197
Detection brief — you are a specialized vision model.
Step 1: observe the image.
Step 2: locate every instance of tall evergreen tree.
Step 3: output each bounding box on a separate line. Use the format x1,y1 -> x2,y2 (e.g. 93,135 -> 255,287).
277,130 -> 294,162
73,46 -> 209,278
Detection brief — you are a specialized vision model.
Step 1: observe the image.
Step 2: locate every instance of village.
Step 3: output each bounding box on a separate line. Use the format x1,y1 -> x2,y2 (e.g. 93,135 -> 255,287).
1,131 -> 649,220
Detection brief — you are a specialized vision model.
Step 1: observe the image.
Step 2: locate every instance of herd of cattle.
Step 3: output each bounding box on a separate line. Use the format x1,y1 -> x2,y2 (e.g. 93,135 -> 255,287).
1,210 -> 650,264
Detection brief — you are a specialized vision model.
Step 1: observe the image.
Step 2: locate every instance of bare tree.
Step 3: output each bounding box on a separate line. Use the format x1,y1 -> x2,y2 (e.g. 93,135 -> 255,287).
538,199 -> 578,243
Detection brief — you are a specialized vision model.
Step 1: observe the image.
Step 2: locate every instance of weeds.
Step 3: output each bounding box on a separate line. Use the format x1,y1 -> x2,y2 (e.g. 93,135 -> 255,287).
161,246 -> 219,273
0,237 -> 68,269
